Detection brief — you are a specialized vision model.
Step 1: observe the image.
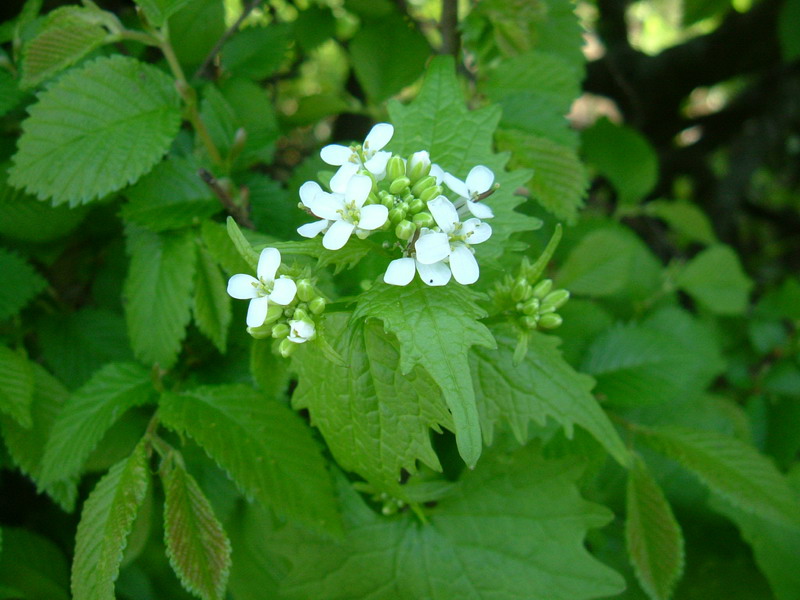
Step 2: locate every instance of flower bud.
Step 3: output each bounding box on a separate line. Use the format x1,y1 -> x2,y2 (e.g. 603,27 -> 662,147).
522,315 -> 539,329
296,279 -> 315,302
360,169 -> 378,192
380,194 -> 395,209
279,337 -> 296,358
386,156 -> 406,181
388,207 -> 406,225
419,185 -> 443,202
247,325 -> 272,339
395,219 -> 416,241
541,289 -> 570,312
309,297 -> 326,315
532,279 -> 553,299
293,307 -> 310,322
407,197 -> 424,215
402,192 -> 414,203
411,175 -> 436,196
365,192 -> 379,206
522,297 -> 540,315
389,176 -> 411,195
412,211 -> 434,228
511,278 -> 531,302
538,313 -> 563,329
407,151 -> 431,183
272,323 -> 290,338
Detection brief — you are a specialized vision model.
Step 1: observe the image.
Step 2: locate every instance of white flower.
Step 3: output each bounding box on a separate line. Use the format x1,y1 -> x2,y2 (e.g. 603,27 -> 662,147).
296,181 -> 330,239
383,254 -> 452,287
443,165 -> 495,219
288,319 -> 315,343
307,174 -> 388,250
227,248 -> 297,327
320,123 -> 394,186
430,163 -> 446,185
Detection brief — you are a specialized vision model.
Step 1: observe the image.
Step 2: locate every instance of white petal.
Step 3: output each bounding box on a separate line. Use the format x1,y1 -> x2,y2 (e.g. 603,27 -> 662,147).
269,276 -> 297,305
320,144 -> 353,166
430,163 -> 446,184
462,218 -> 492,244
466,165 -> 495,195
409,151 -> 430,171
357,204 -> 388,230
257,247 -> 281,282
311,192 -> 345,220
299,181 -> 321,207
416,260 -> 451,286
227,274 -> 260,299
330,163 -> 359,194
364,151 -> 391,176
323,219 -> 356,250
443,172 -> 469,198
467,200 -> 494,219
364,123 -> 393,153
297,219 -> 329,238
346,174 -> 372,208
427,195 -> 460,233
246,296 -> 270,327
383,257 -> 416,286
449,244 -> 480,285
288,319 -> 315,343
415,231 -> 450,264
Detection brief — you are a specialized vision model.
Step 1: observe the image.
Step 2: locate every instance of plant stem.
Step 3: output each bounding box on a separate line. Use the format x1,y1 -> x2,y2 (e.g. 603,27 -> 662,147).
194,0 -> 264,80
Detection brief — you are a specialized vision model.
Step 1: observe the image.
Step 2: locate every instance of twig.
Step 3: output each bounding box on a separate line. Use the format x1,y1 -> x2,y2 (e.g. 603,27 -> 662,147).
199,169 -> 255,229
439,0 -> 460,57
194,0 -> 264,80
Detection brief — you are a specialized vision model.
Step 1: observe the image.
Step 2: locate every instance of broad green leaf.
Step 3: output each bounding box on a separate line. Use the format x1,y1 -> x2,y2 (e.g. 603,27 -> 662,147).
134,0 -> 192,27
471,328 -> 629,466
639,426 -> 800,528
0,363 -> 77,510
158,385 -> 340,532
388,55 -> 541,261
162,457 -> 232,600
0,528 -> 70,600
202,220 -> 252,276
72,442 -> 150,600
0,345 -> 34,428
221,23 -> 294,81
39,362 -> 153,488
292,316 -> 452,495
268,237 -> 377,274
626,456 -> 684,600
277,447 -> 624,599
37,308 -> 134,389
225,216 -> 260,270
0,70 -> 25,117
193,246 -> 231,353
20,6 -> 111,89
676,245 -> 752,315
168,0 -> 225,67
0,247 -> 46,322
294,5 -> 336,51
354,280 -> 496,468
121,156 -> 220,232
9,55 -> 181,206
218,78 -> 280,166
124,227 -> 197,368
226,504 -> 284,600
644,200 -> 717,245
199,84 -> 237,160
250,339 -> 291,397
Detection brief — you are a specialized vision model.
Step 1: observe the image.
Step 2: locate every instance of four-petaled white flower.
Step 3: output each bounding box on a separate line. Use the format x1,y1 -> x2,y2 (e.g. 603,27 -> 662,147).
288,319 -> 315,343
321,123 -> 394,192
227,248 -> 297,328
296,181 -> 330,239
443,165 -> 495,219
304,174 -> 388,250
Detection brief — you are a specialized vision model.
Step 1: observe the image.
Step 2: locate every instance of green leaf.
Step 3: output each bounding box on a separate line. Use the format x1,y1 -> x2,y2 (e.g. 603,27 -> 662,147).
0,528 -> 70,600
225,216 -> 260,270
0,247 -> 46,322
225,504 -> 284,600
353,280 -> 495,468
162,456 -> 232,600
644,199 -> 717,245
639,426 -> 800,528
72,442 -> 150,600
121,156 -> 220,232
292,316 -> 452,494
199,84 -> 237,160
20,6 -> 111,89
277,447 -> 624,600
134,0 -> 192,27
0,362 -> 77,511
221,23 -> 294,80
124,227 -> 197,368
218,78 -> 280,166
471,328 -> 630,466
388,55 -> 541,261
202,220 -> 252,276
626,456 -> 684,600
0,345 -> 34,428
268,237 -> 376,274
0,70 -> 25,117
779,0 -> 800,61
39,362 -> 153,488
676,245 -> 752,315
9,55 -> 181,206
158,385 -> 340,533
193,246 -> 231,353
168,0 -> 225,67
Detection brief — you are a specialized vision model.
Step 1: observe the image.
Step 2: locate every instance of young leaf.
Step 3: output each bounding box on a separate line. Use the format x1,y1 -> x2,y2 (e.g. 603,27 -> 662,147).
221,23 -> 294,81
0,345 -> 34,428
161,456 -> 232,600
193,246 -> 231,353
72,442 -> 150,600
0,528 -> 70,600
292,316 -> 452,495
268,237 -> 376,274
471,328 -> 630,467
0,70 -> 25,118
639,426 -> 800,528
124,227 -> 197,368
225,216 -> 260,270
158,385 -> 340,533
39,362 -> 153,488
676,245 -> 753,315
277,446 -> 625,600
353,280 -> 496,468
9,55 -> 181,206
626,456 -> 684,600
0,247 -> 47,322
134,0 -> 192,27
644,200 -> 717,245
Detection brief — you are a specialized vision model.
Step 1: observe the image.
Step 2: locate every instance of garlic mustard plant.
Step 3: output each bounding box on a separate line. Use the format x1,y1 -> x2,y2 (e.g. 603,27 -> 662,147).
226,248 -> 297,327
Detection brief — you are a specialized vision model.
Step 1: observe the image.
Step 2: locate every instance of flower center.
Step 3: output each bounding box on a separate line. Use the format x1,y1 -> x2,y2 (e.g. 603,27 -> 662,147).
254,277 -> 275,297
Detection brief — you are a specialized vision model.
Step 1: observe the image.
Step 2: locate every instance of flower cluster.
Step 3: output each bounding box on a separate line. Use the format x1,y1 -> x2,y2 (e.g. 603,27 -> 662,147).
297,123 -> 497,287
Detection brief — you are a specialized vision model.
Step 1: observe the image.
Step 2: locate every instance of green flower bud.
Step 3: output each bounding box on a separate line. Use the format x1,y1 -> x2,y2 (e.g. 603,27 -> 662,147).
309,297 -> 326,315
532,279 -> 553,299
419,185 -> 443,202
388,207 -> 406,225
407,151 -> 431,183
386,156 -> 406,181
541,289 -> 570,312
538,313 -> 563,329
407,197 -> 424,215
522,315 -> 539,329
411,175 -> 436,196
412,211 -> 435,228
272,323 -> 290,338
365,192 -> 379,206
402,192 -> 414,204
279,337 -> 296,358
522,297 -> 540,315
389,176 -> 411,195
295,279 -> 314,302
381,195 -> 395,209
511,278 -> 531,302
293,307 -> 310,322
395,219 -> 416,240
247,325 -> 272,339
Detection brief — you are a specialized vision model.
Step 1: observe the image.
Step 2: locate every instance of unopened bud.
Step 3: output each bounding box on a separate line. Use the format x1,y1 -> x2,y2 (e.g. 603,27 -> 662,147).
511,278 -> 531,302
395,219 -> 416,240
541,289 -> 570,312
279,337 -> 296,358
402,192 -> 414,203
386,156 -> 406,181
419,185 -> 443,202
293,307 -> 310,322
272,323 -> 290,338
412,211 -> 434,228
296,279 -> 315,302
389,176 -> 411,195
365,192 -> 379,206
407,151 -> 431,183
381,194 -> 395,209
388,207 -> 406,225
532,279 -> 553,299
247,325 -> 272,339
412,175 -> 436,196
407,197 -> 424,215
538,313 -> 563,329
522,315 -> 539,329
309,297 -> 326,315
522,297 -> 540,315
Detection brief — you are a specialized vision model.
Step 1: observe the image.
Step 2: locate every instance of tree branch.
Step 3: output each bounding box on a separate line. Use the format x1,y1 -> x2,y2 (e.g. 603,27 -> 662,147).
440,0 -> 460,57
